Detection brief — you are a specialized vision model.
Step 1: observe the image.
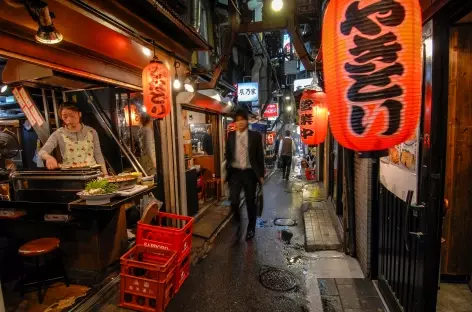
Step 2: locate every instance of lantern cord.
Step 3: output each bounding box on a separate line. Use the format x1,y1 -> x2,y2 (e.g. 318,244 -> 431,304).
152,40 -> 157,60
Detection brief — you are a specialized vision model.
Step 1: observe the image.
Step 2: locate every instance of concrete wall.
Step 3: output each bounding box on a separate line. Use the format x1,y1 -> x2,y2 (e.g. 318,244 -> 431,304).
354,154 -> 373,277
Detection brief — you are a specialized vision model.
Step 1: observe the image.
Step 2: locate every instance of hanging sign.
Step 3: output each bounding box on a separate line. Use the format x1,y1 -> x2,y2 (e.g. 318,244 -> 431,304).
322,0 -> 422,151
142,59 -> 171,119
237,82 -> 259,102
299,89 -> 328,145
263,103 -> 279,119
12,87 -> 49,143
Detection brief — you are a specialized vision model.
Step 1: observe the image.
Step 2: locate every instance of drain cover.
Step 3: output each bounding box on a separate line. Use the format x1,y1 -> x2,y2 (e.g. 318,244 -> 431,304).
259,267 -> 298,291
274,218 -> 297,226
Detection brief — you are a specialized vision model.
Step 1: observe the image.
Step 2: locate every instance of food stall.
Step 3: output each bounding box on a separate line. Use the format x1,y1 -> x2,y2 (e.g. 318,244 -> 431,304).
0,60 -> 159,285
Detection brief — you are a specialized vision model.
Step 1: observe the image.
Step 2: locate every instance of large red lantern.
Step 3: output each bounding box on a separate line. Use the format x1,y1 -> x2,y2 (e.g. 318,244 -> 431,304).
322,0 -> 422,151
142,58 -> 171,119
299,89 -> 328,145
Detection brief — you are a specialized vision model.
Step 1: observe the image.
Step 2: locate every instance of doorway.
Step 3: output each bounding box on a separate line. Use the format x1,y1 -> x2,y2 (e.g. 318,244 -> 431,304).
436,15 -> 472,312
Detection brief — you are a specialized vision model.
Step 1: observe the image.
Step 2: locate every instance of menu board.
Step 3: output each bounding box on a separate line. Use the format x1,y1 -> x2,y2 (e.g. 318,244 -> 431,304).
385,128 -> 419,173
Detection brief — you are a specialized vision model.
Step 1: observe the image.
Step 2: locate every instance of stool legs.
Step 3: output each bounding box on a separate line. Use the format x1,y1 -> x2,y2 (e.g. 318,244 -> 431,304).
17,249 -> 69,304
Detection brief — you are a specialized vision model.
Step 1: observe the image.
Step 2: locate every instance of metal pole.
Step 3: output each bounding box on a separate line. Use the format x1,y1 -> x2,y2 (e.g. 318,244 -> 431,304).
41,89 -> 51,135
83,91 -> 147,175
51,90 -> 60,129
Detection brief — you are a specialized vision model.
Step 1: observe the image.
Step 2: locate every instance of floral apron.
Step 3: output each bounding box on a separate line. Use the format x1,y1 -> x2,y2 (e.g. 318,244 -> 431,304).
60,129 -> 97,167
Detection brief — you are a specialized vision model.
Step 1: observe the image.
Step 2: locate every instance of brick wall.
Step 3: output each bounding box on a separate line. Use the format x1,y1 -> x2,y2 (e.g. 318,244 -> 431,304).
354,154 -> 372,277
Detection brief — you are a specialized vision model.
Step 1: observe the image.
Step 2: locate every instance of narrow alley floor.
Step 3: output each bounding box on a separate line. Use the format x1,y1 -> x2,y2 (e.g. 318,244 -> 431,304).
83,168 -> 386,312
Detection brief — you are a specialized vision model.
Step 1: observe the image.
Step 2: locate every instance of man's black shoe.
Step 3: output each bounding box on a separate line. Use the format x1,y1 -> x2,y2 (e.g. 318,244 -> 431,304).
246,230 -> 255,240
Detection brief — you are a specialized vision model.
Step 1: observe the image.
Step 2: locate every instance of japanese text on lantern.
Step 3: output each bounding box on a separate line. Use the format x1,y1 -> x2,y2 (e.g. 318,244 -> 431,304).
322,0 -> 422,151
143,61 -> 170,119
300,97 -> 314,140
341,0 -> 405,136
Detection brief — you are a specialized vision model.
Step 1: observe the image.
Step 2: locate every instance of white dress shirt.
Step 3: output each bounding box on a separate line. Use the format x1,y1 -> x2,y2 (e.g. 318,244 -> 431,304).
232,129 -> 251,169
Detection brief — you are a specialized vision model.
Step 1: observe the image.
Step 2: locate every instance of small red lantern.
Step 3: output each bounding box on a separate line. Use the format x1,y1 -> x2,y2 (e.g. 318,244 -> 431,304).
124,104 -> 140,126
322,0 -> 422,151
142,58 -> 171,119
299,89 -> 328,145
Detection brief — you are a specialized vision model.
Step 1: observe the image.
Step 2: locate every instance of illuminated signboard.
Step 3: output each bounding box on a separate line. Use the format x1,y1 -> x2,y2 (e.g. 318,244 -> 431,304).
237,82 -> 259,102
263,103 -> 278,119
293,78 -> 314,91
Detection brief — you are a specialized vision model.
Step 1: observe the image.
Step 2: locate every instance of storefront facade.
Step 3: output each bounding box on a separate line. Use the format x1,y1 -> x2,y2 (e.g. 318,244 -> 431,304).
373,1 -> 472,311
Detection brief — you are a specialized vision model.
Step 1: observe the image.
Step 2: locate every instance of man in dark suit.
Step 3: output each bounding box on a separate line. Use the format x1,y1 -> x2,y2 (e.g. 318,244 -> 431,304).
225,109 -> 264,240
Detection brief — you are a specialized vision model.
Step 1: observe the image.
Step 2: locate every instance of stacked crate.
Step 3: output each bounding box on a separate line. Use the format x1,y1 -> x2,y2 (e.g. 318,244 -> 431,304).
120,212 -> 194,311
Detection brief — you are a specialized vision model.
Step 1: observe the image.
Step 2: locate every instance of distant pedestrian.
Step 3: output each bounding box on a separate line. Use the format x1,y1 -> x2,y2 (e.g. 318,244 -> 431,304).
225,109 -> 265,240
274,135 -> 282,159
278,130 -> 295,180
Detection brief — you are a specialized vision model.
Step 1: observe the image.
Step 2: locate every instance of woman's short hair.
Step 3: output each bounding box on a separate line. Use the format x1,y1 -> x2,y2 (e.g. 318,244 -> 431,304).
59,102 -> 80,116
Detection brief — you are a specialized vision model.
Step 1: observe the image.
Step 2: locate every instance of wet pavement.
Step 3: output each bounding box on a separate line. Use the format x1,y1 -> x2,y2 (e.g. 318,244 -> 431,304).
164,171 -> 366,312
83,167 -> 370,312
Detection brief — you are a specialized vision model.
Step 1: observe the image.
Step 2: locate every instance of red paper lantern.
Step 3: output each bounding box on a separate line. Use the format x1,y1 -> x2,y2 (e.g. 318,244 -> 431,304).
299,89 -> 328,145
142,59 -> 171,119
322,0 -> 422,151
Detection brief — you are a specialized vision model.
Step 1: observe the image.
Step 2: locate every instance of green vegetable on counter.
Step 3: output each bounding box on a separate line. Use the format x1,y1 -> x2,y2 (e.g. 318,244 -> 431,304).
85,179 -> 118,195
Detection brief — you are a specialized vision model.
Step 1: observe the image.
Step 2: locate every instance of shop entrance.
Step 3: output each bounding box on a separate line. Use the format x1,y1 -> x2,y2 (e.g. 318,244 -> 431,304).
436,14 -> 472,312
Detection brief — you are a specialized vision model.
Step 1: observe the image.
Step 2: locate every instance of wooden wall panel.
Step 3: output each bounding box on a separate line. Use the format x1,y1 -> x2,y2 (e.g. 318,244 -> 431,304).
442,26 -> 472,275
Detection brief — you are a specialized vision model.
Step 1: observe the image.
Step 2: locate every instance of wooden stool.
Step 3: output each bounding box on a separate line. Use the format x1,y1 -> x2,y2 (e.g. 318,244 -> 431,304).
205,178 -> 221,202
17,238 -> 69,303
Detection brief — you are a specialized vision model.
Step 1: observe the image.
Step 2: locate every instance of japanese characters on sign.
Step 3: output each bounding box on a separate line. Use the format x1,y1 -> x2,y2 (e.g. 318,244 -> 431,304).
142,60 -> 171,119
237,82 -> 259,102
299,90 -> 328,145
322,0 -> 422,151
263,103 -> 279,119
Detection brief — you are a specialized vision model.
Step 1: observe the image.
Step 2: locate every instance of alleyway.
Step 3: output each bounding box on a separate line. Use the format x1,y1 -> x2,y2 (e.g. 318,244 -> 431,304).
84,168 -> 386,312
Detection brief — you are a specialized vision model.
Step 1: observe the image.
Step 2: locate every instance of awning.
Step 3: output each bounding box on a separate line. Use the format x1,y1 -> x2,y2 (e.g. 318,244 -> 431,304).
176,89 -> 232,114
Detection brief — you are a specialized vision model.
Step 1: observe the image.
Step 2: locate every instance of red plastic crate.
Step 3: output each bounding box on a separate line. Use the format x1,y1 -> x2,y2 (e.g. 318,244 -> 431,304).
137,212 -> 194,260
120,245 -> 176,312
174,249 -> 191,294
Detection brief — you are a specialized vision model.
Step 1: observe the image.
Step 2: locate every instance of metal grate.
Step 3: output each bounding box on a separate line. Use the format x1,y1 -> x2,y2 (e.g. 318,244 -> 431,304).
259,267 -> 298,292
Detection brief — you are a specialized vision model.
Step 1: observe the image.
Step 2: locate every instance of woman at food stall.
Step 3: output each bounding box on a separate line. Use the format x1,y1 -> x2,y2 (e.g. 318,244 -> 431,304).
38,102 -> 107,175
137,112 -> 156,175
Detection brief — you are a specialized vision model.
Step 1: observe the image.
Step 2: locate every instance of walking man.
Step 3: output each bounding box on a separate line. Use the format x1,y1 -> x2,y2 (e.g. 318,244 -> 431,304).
278,130 -> 295,180
226,109 -> 265,240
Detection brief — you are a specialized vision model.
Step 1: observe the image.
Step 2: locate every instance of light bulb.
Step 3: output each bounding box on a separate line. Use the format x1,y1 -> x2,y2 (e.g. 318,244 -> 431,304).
142,46 -> 152,56
272,0 -> 283,12
285,95 -> 290,100
173,79 -> 181,90
0,85 -> 7,93
184,83 -> 194,93
286,106 -> 292,112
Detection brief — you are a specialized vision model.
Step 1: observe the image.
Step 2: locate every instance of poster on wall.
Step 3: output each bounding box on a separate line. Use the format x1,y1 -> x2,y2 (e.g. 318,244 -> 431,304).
385,129 -> 419,173
379,126 -> 420,204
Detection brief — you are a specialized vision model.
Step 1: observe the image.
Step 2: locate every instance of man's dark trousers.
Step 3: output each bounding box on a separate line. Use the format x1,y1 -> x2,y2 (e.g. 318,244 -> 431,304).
230,168 -> 258,233
281,155 -> 292,179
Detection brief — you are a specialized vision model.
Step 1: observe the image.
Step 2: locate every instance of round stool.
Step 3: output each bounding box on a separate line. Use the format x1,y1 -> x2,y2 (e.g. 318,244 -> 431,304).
17,238 -> 69,303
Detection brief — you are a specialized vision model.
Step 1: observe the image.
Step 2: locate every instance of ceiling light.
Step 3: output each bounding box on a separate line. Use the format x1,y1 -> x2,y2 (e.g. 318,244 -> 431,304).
286,106 -> 292,112
0,85 -> 7,93
142,46 -> 152,56
285,96 -> 290,100
173,78 -> 181,90
184,78 -> 194,92
272,0 -> 283,12
32,1 -> 63,44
